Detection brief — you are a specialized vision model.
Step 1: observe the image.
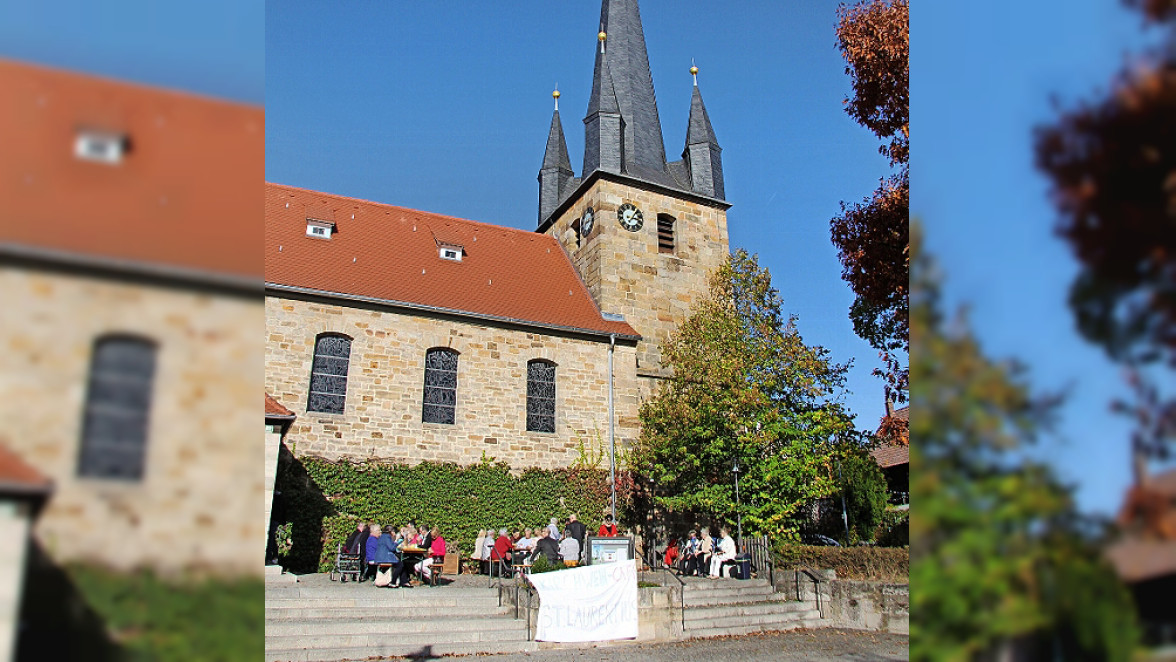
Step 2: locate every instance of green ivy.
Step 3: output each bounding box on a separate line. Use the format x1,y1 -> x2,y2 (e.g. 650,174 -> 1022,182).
277,454 -> 618,573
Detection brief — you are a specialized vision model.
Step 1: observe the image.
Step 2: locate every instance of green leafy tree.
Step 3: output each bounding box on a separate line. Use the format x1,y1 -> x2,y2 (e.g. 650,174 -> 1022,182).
834,444 -> 890,543
911,222 -> 1138,661
634,250 -> 857,539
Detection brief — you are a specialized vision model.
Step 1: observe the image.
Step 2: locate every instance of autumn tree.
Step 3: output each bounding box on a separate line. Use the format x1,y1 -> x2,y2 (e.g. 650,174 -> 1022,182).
910,223 -> 1139,660
831,0 -> 910,442
633,250 -> 860,539
1034,0 -> 1174,517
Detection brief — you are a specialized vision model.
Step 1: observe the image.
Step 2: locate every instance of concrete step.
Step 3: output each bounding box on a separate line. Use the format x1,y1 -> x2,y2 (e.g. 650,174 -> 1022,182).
266,638 -> 540,662
265,586 -> 496,600
266,604 -> 512,621
684,607 -> 822,631
684,620 -> 814,640
265,615 -> 528,637
679,588 -> 781,606
269,630 -> 531,653
264,594 -> 502,610
681,577 -> 772,590
683,599 -> 815,623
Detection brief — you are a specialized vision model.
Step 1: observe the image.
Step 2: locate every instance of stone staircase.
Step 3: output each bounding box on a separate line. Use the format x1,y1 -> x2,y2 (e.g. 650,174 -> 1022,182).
265,574 -> 537,661
680,576 -> 825,639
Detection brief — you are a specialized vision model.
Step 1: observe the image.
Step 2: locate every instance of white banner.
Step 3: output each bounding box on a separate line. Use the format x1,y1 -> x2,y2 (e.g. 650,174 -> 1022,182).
525,559 -> 639,642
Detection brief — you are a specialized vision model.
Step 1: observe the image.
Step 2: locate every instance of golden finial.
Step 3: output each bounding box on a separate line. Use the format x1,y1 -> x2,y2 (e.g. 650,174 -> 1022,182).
690,65 -> 699,75
553,87 -> 560,110
691,59 -> 699,86
598,31 -> 607,41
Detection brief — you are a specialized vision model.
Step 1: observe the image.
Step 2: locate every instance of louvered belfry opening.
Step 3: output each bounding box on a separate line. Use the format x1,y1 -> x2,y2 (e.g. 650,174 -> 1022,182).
657,213 -> 675,253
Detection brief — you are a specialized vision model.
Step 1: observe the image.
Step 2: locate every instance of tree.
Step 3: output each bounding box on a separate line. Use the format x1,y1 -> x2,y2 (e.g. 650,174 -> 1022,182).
633,250 -> 859,539
1033,1 -> 1175,480
911,222 -> 1138,661
834,444 -> 889,543
831,0 -> 911,439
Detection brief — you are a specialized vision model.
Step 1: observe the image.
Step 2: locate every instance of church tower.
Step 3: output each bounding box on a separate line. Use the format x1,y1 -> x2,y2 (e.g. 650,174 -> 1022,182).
537,0 -> 731,396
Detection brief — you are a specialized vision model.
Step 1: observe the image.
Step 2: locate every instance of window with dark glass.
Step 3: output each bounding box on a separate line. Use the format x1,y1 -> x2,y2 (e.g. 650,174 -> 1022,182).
307,334 -> 351,414
526,360 -> 556,433
77,335 -> 157,480
422,348 -> 459,424
657,214 -> 675,254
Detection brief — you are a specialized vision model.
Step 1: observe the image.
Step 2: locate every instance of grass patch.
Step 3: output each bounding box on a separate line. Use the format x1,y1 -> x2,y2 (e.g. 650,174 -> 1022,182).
65,564 -> 263,661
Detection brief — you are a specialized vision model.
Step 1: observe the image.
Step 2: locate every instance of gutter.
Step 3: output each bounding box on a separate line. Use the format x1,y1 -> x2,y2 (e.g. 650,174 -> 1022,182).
265,282 -> 641,343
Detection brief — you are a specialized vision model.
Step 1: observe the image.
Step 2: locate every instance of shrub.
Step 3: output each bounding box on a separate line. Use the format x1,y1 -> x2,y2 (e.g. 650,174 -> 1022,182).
835,446 -> 890,543
774,542 -> 908,582
875,510 -> 909,547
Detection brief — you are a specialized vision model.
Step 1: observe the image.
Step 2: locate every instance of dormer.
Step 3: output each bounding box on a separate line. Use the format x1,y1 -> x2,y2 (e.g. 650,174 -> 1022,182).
438,241 -> 464,262
305,218 -> 335,239
74,129 -> 128,165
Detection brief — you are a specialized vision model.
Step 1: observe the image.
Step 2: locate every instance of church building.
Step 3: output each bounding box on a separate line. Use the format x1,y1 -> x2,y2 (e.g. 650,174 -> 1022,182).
264,0 -> 731,470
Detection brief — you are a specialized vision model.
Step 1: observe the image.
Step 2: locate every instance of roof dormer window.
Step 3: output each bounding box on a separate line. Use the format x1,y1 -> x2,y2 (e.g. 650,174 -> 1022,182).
306,219 -> 334,239
439,246 -> 462,262
74,130 -> 128,165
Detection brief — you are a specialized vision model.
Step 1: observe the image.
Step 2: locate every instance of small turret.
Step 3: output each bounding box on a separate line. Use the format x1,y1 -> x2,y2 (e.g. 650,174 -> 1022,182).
682,67 -> 724,199
538,89 -> 576,223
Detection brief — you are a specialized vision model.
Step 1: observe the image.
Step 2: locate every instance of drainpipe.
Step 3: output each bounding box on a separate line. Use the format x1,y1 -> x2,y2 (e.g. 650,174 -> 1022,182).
608,333 -> 616,521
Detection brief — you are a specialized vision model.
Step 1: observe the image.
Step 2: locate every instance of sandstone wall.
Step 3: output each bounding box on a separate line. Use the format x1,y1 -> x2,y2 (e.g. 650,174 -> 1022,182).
265,296 -> 641,469
0,266 -> 264,576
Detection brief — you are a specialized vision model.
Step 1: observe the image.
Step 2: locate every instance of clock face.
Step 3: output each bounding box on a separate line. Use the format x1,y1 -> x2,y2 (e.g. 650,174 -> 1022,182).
617,203 -> 643,232
580,207 -> 595,237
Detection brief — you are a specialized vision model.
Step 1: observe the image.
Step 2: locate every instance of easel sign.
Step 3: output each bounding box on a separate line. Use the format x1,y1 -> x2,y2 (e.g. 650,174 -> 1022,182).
584,535 -> 634,565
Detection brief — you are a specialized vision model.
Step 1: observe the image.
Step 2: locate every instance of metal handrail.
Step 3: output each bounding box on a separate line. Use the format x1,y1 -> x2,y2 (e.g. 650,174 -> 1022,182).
640,542 -> 688,633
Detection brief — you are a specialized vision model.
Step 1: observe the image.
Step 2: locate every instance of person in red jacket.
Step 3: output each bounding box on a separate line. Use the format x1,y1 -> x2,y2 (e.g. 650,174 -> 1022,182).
598,514 -> 618,537
490,527 -> 513,575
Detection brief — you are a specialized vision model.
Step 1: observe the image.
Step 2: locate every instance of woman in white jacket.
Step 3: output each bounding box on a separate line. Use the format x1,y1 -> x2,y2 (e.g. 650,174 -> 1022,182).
709,527 -> 737,578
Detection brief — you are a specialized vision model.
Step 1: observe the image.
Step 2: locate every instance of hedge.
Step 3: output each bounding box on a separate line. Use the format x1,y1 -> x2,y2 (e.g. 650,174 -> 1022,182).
276,453 -> 617,573
773,543 -> 909,582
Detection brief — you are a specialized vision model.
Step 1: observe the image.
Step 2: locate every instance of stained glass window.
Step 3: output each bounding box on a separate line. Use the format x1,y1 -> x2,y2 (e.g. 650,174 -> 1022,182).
77,335 -> 157,480
527,360 -> 556,433
422,348 -> 459,424
307,334 -> 351,414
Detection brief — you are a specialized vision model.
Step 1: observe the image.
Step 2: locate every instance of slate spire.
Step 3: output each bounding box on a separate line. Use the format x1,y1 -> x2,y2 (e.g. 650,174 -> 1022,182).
682,74 -> 724,199
539,93 -> 576,223
583,0 -> 667,178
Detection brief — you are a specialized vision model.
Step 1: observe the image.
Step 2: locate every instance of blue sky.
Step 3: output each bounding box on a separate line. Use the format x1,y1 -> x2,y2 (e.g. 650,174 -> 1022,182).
265,1 -> 894,434
915,1 -> 1168,515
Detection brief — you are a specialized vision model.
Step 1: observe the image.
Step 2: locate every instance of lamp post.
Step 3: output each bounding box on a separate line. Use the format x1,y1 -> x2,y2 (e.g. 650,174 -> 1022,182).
732,458 -> 743,552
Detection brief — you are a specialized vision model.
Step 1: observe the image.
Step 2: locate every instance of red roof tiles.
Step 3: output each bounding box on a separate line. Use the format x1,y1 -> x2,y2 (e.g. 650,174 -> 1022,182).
0,59 -> 263,281
265,183 -> 637,338
265,393 -> 295,419
0,442 -> 52,497
871,444 -> 909,469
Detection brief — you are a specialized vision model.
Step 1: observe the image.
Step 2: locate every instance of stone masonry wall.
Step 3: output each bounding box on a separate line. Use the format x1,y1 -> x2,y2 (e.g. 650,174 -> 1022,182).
0,266 -> 264,576
546,178 -> 729,399
265,295 -> 641,469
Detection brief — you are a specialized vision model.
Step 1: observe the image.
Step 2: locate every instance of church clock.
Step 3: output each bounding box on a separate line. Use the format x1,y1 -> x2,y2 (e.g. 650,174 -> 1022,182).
617,203 -> 643,232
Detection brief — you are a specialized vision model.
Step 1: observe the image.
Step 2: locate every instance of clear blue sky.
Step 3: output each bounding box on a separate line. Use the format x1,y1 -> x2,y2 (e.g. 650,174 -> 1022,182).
915,1 -> 1169,515
265,1 -> 893,433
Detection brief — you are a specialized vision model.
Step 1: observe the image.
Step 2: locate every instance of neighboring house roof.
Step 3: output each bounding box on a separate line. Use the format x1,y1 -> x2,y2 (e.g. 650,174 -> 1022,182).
872,405 -> 910,468
0,59 -> 263,284
1106,538 -> 1176,583
1108,469 -> 1176,582
265,393 -> 295,420
0,441 -> 53,499
265,183 -> 638,339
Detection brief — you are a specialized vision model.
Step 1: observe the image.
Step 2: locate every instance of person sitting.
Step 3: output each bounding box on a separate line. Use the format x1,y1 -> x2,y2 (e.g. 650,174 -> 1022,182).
531,528 -> 561,565
709,527 -> 737,578
681,530 -> 701,576
517,528 -> 536,551
557,528 -> 580,566
663,537 -> 680,570
363,523 -> 382,582
373,525 -> 403,587
566,514 -> 587,556
416,526 -> 446,582
491,527 -> 514,575
598,514 -> 619,537
698,528 -> 714,576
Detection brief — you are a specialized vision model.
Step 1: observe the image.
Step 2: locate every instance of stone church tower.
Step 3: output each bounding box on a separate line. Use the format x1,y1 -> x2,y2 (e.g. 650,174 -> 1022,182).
538,0 -> 731,397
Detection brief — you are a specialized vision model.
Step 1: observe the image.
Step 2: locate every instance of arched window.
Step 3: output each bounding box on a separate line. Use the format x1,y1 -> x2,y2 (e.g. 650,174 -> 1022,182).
77,334 -> 157,480
526,360 -> 557,433
307,333 -> 351,414
657,213 -> 675,254
422,348 -> 459,424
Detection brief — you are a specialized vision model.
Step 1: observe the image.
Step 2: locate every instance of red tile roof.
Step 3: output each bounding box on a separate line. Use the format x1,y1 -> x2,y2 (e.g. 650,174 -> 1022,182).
265,393 -> 295,419
0,59 -> 263,281
265,183 -> 638,338
1106,538 -> 1176,583
0,441 -> 52,497
871,444 -> 909,469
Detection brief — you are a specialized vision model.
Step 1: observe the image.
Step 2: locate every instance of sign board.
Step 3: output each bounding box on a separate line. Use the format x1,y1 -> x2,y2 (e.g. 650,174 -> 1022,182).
584,535 -> 634,566
525,559 -> 639,642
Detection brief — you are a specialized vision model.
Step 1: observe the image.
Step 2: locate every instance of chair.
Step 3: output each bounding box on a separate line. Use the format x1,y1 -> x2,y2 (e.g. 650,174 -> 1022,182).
427,552 -> 459,586
330,543 -> 362,583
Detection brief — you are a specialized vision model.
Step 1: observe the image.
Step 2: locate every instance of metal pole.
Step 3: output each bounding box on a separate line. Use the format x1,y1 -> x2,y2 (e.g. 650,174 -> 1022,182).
734,467 -> 742,552
837,458 -> 850,543
608,334 -> 616,520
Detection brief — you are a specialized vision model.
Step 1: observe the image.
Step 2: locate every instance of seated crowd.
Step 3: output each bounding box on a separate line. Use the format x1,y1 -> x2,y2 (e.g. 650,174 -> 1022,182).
469,513 -> 625,575
663,526 -> 740,578
342,521 -> 447,588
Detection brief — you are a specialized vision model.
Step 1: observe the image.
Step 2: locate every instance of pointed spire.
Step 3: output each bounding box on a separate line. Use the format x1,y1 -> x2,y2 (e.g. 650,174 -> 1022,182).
542,104 -> 572,172
685,78 -> 718,147
583,0 -> 667,176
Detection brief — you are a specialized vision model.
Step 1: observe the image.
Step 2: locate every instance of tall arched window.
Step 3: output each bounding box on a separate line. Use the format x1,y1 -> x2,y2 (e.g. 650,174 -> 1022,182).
307,333 -> 351,414
422,348 -> 459,424
77,334 -> 157,480
526,360 -> 557,433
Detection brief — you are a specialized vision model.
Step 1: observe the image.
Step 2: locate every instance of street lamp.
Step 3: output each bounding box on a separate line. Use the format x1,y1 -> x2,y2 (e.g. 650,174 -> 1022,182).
732,458 -> 743,552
